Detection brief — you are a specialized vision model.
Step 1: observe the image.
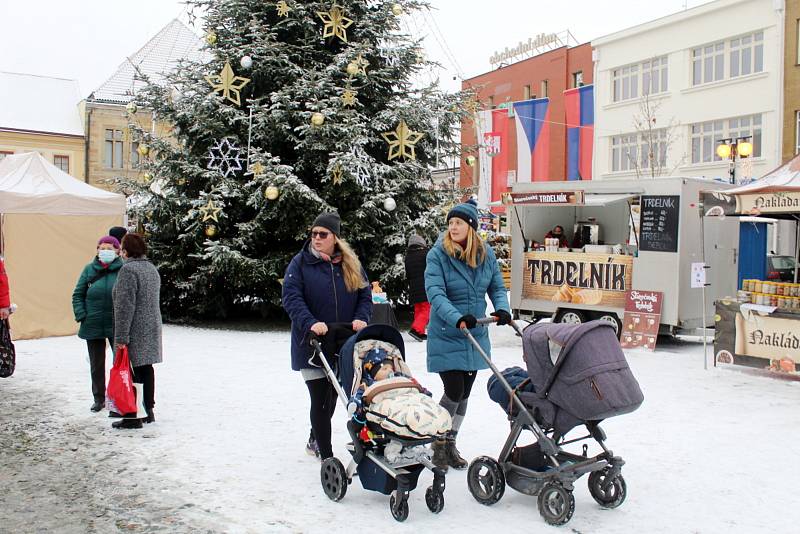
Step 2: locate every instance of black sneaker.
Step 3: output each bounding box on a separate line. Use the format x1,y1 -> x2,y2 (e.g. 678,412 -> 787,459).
90,401 -> 104,412
112,418 -> 143,429
409,329 -> 427,342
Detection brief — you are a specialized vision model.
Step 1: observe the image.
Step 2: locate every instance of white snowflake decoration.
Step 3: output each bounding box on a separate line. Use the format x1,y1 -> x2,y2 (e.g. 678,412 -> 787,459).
350,146 -> 373,188
207,138 -> 244,178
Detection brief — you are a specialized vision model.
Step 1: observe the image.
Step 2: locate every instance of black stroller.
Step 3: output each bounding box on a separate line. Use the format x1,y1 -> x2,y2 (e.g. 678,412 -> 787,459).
464,318 -> 643,526
310,323 -> 447,522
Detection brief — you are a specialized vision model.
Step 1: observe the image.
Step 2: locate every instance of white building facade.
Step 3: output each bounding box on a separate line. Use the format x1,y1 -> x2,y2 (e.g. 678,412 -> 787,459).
592,0 -> 785,184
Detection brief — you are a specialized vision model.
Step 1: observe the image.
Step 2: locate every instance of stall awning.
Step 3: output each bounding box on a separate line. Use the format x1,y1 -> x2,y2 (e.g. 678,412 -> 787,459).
583,193 -> 640,207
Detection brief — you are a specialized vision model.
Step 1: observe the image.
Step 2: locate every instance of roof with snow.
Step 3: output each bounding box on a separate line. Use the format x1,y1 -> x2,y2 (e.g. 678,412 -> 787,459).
725,153 -> 800,193
0,72 -> 83,137
88,18 -> 205,104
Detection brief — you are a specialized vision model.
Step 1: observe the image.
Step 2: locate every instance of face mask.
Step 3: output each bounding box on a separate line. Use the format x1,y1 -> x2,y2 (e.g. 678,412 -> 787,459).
98,250 -> 117,264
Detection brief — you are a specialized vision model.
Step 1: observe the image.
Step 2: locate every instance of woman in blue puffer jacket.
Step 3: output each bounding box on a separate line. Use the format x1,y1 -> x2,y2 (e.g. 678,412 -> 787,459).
282,211 -> 372,460
425,200 -> 511,471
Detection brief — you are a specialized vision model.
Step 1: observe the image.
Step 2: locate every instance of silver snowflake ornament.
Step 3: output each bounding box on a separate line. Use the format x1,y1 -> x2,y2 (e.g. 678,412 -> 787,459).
207,138 -> 244,178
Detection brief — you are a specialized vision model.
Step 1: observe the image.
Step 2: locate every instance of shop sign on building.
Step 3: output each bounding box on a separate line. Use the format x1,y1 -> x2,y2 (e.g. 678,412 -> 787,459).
522,252 -> 633,308
737,192 -> 800,214
502,190 -> 584,206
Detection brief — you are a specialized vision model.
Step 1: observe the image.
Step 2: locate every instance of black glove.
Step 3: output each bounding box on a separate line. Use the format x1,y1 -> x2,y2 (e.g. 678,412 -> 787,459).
491,309 -> 512,326
456,314 -> 477,329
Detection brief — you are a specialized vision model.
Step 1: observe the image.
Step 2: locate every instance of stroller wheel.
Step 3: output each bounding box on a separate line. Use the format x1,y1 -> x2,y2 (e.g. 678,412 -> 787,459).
389,492 -> 409,522
467,456 -> 505,505
588,469 -> 627,509
538,482 -> 575,526
425,486 -> 445,514
320,457 -> 348,502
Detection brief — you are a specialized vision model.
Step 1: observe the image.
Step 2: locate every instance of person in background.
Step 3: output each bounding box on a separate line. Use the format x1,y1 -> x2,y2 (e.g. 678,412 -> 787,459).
109,226 -> 127,243
544,225 -> 569,248
404,234 -> 430,342
72,236 -> 124,412
425,199 -> 512,471
0,257 -> 9,320
112,233 -> 163,429
282,211 -> 372,460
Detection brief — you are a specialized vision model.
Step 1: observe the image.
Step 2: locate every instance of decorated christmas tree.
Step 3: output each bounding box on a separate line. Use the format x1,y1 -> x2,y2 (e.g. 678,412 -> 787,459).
122,0 -> 467,319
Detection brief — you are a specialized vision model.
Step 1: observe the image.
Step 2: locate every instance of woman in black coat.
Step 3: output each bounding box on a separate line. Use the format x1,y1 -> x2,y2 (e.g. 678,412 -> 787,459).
404,234 -> 430,341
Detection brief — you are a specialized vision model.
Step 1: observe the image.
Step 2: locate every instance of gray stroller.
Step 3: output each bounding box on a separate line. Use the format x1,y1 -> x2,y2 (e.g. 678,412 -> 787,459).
464,319 -> 643,526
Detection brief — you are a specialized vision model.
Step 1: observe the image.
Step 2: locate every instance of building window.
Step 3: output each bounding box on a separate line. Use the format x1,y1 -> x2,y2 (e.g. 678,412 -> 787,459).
611,130 -> 667,172
488,95 -> 495,109
523,85 -> 531,100
573,71 -> 584,87
612,64 -> 639,102
730,32 -> 764,78
104,129 -> 123,168
53,155 -> 69,173
690,114 -> 762,164
692,41 -> 725,85
642,57 -> 668,95
540,79 -> 549,98
796,111 -> 800,154
0,151 -> 12,161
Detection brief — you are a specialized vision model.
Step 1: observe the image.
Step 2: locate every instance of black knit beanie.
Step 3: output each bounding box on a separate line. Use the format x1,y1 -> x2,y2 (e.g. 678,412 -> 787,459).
312,212 -> 341,236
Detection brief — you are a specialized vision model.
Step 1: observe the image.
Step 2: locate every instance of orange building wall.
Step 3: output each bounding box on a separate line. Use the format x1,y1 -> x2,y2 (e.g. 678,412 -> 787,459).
460,43 -> 593,188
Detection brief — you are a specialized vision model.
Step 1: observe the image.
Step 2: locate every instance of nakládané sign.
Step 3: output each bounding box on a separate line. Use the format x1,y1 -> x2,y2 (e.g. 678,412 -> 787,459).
522,252 -> 634,308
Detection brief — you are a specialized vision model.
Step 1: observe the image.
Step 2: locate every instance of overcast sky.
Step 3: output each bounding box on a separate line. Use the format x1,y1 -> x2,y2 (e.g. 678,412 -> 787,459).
0,0 -> 713,97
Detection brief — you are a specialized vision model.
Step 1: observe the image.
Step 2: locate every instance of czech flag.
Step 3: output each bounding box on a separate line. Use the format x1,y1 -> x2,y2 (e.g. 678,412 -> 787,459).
565,85 -> 594,181
476,108 -> 510,210
512,98 -> 550,182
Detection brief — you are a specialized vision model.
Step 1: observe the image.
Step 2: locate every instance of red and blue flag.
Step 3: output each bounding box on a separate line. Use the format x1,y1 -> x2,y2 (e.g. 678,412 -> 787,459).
564,85 -> 594,181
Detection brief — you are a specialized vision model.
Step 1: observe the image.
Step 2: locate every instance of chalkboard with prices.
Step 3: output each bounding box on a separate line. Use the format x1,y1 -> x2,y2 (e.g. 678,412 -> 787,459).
638,195 -> 680,253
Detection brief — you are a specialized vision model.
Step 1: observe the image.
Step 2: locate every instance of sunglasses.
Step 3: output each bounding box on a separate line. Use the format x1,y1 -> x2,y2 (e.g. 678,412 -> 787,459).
311,230 -> 330,239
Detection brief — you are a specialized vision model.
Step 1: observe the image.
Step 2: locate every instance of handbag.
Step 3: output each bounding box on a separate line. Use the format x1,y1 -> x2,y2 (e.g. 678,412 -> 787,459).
106,346 -> 137,414
0,318 -> 15,378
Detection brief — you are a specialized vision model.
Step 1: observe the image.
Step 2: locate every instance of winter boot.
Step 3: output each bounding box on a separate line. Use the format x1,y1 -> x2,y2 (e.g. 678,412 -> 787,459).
143,408 -> 155,424
112,417 -> 143,429
446,435 -> 468,470
431,439 -> 449,471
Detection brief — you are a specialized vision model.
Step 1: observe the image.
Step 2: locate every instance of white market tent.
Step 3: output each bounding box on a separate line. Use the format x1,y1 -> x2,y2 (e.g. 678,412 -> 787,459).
0,152 -> 126,339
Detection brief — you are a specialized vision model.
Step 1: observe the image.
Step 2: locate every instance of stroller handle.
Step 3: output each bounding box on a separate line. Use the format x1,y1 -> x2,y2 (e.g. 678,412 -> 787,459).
475,316 -> 525,337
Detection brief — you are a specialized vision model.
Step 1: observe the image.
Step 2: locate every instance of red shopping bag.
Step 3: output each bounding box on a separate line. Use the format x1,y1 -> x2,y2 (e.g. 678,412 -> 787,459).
106,346 -> 137,414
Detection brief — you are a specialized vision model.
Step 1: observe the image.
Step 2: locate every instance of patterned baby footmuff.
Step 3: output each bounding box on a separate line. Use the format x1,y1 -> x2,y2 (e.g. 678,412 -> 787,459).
363,377 -> 452,439
0,319 -> 16,378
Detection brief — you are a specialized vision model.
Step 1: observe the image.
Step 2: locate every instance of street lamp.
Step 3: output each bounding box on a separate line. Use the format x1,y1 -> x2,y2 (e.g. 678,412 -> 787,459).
716,136 -> 753,184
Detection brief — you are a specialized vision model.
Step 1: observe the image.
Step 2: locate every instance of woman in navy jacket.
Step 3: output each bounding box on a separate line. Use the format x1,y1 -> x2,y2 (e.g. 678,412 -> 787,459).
425,200 -> 511,470
282,212 -> 372,460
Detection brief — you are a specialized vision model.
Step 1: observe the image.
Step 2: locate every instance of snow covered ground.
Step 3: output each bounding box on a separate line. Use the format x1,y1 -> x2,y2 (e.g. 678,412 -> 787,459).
1,324 -> 799,533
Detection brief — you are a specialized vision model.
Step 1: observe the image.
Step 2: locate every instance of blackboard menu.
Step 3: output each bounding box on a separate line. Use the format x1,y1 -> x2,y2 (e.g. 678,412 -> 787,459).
639,195 -> 680,252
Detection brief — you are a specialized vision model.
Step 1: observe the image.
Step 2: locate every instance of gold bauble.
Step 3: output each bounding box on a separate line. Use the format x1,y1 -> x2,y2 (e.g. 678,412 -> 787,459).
311,112 -> 325,126
346,62 -> 359,76
465,155 -> 476,167
137,144 -> 150,157
391,3 -> 403,15
142,172 -> 153,182
204,224 -> 218,237
265,185 -> 280,200
125,101 -> 138,114
206,31 -> 217,45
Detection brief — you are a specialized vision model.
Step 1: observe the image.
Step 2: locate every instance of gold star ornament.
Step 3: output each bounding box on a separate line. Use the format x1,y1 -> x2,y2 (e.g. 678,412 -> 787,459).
276,1 -> 291,17
332,164 -> 344,185
382,120 -> 424,161
317,4 -> 353,43
199,198 -> 222,223
205,62 -> 250,106
341,88 -> 357,107
249,161 -> 266,176
352,54 -> 368,76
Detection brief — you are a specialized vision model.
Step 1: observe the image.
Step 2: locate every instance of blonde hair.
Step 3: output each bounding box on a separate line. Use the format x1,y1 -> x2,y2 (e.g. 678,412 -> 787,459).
442,226 -> 486,268
335,236 -> 369,292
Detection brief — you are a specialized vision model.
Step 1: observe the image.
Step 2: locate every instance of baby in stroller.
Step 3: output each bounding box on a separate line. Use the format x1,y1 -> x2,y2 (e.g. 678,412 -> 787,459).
348,342 -> 452,442
314,324 -> 449,522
